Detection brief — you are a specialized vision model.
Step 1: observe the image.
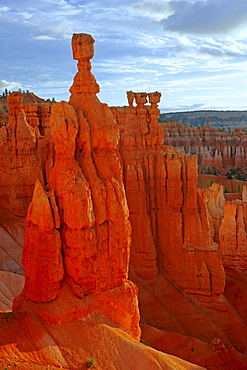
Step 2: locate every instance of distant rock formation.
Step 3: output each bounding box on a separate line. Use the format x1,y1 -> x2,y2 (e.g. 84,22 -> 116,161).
219,200 -> 247,271
163,121 -> 247,174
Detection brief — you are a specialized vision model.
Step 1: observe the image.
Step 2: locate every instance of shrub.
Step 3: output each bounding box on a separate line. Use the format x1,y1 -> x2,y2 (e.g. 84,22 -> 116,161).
206,178 -> 215,188
85,358 -> 97,368
236,182 -> 242,193
224,186 -> 231,193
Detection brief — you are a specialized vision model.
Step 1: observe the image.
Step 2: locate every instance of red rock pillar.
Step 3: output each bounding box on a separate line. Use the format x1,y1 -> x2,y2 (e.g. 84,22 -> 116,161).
16,180 -> 64,303
23,103 -> 40,135
13,34 -> 140,340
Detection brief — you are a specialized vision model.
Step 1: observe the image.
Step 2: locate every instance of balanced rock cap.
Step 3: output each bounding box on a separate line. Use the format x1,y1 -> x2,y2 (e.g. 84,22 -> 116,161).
72,33 -> 95,61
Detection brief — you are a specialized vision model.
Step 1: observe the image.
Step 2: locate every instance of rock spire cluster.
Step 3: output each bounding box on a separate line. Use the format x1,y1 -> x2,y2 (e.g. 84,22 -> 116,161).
0,33 -> 247,369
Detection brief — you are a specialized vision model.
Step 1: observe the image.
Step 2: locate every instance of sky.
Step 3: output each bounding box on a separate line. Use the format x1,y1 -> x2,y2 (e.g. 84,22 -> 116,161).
1,0 -> 247,112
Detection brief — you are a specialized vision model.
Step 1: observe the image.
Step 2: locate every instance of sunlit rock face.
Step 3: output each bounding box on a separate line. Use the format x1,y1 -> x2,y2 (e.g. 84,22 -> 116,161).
13,33 -> 140,341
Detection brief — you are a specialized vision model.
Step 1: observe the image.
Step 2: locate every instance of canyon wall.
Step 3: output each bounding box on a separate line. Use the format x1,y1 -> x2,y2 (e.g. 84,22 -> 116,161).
163,122 -> 247,173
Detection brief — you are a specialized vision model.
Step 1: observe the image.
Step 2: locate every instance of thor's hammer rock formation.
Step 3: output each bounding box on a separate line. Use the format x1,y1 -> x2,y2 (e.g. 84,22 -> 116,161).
13,33 -> 140,340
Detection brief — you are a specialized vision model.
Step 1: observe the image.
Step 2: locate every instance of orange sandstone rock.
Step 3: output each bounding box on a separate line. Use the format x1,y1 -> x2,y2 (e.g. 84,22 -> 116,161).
16,180 -> 63,303
0,92 -> 53,217
219,200 -> 247,271
198,183 -> 225,243
141,324 -> 247,370
1,32 -> 247,369
113,96 -> 225,296
0,311 -> 205,370
0,209 -> 25,275
13,33 -> 140,341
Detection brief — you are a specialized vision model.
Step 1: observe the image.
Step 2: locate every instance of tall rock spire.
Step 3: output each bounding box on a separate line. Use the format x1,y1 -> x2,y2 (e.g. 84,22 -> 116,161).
13,34 -> 140,340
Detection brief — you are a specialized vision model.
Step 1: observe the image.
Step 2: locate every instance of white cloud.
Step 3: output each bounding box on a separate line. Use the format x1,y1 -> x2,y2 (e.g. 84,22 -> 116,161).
0,80 -> 22,92
175,35 -> 247,58
34,35 -> 57,40
124,0 -> 173,21
0,6 -> 9,12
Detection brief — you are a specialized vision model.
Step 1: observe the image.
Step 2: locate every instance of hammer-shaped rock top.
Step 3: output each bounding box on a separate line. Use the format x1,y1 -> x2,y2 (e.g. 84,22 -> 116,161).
72,33 -> 95,61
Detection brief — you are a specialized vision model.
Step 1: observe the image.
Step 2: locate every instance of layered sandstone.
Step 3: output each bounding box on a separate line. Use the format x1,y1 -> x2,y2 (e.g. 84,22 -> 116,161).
0,271 -> 24,311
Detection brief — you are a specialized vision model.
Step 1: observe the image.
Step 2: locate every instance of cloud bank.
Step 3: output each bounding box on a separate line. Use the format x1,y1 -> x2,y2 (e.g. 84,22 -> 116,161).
1,0 -> 247,111
161,0 -> 247,35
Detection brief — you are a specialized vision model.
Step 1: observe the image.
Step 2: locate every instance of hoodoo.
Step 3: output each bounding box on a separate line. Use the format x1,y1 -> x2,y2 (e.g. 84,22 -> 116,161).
12,33 -> 141,341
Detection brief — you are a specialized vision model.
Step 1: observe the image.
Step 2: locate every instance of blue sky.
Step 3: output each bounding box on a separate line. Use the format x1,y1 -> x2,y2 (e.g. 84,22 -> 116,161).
1,0 -> 247,112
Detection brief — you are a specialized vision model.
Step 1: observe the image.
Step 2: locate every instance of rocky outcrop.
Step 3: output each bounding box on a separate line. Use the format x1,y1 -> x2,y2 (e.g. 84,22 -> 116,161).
23,100 -> 53,137
198,183 -> 225,244
13,33 -> 140,341
199,182 -> 247,271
